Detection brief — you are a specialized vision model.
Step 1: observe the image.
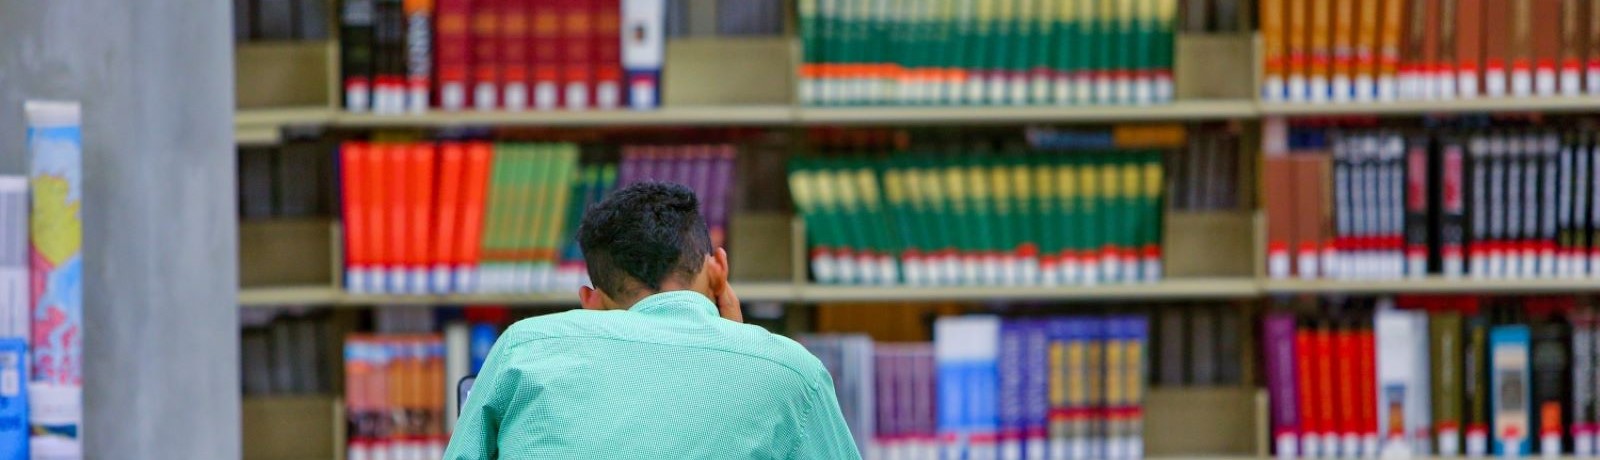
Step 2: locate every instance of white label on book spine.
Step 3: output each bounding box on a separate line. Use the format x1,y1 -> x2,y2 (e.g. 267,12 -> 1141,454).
1264,77 -> 1286,102
1303,434 -> 1322,459
1378,77 -> 1397,101
1333,76 -> 1353,102
1355,75 -> 1375,101
1343,434 -> 1361,458
1439,74 -> 1457,100
812,253 -> 837,284
473,84 -> 497,110
1542,433 -> 1560,458
1135,76 -> 1154,105
1577,433 -> 1595,457
503,84 -> 529,111
1514,70 -> 1535,96
1459,72 -> 1479,99
1467,431 -> 1488,457
1290,76 -> 1309,102
1439,429 -> 1460,456
1487,72 -> 1508,97
1536,70 -> 1558,96
1311,77 -> 1330,103
1563,70 -> 1583,96
1276,433 -> 1299,459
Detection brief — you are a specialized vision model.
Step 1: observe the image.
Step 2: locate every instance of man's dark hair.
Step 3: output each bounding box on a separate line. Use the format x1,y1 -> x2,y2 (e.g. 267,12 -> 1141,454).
577,182 -> 713,299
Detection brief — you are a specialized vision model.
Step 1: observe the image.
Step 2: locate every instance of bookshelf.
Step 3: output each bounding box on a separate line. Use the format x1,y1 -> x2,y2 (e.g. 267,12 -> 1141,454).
235,107 -> 333,145
335,105 -> 797,127
1257,96 -> 1600,116
794,100 -> 1260,125
1260,277 -> 1600,295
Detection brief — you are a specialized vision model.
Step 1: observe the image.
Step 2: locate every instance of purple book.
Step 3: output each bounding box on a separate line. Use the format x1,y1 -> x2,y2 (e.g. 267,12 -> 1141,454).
875,347 -> 898,452
689,146 -> 713,222
707,145 -> 736,248
1022,320 -> 1051,460
998,319 -> 1026,460
1264,311 -> 1302,458
617,146 -> 639,187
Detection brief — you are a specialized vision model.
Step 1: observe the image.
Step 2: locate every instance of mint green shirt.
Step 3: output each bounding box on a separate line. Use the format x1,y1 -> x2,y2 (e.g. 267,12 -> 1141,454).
443,291 -> 862,459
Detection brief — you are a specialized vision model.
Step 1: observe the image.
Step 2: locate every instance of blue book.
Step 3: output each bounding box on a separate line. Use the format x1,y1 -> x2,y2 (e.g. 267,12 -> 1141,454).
1490,325 -> 1531,456
999,320 -> 1025,460
936,315 -> 1001,460
0,338 -> 24,460
1022,320 -> 1051,460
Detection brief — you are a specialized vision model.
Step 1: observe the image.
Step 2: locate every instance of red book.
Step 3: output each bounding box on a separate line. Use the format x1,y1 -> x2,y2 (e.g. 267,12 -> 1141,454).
364,144 -> 392,292
561,0 -> 594,110
593,0 -> 622,109
501,0 -> 532,110
341,143 -> 370,292
471,0 -> 501,109
407,144 -> 437,293
532,0 -> 562,109
1315,325 -> 1337,448
435,0 -> 472,110
458,143 -> 495,291
1358,321 -> 1379,451
389,145 -> 412,291
433,144 -> 466,293
1296,325 -> 1322,454
1335,323 -> 1360,448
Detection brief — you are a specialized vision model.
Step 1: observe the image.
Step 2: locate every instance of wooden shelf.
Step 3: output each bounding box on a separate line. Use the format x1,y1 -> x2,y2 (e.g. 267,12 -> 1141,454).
239,281 -> 801,307
334,105 -> 796,127
795,278 -> 1262,302
1261,277 -> 1600,294
238,285 -> 342,306
235,107 -> 335,145
795,100 -> 1260,125
1258,96 -> 1600,116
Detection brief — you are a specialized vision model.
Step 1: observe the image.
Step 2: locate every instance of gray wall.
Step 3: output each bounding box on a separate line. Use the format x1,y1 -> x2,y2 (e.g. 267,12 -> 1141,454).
0,1 -> 241,458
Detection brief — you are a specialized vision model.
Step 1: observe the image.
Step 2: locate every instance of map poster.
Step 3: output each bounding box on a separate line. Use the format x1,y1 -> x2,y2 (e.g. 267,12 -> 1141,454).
25,100 -> 82,459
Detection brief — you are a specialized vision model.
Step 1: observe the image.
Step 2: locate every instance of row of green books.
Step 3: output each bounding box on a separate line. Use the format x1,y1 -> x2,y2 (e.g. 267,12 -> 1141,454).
788,152 -> 1165,286
798,0 -> 1178,107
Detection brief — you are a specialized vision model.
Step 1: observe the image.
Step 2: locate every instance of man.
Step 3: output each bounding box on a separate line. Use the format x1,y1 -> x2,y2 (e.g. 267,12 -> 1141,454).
444,182 -> 861,459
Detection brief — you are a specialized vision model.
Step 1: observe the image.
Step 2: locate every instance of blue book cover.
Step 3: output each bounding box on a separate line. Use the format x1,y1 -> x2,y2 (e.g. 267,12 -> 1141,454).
999,319 -> 1025,460
1022,319 -> 1051,460
0,338 -> 24,460
1490,325 -> 1531,456
937,315 -> 1001,460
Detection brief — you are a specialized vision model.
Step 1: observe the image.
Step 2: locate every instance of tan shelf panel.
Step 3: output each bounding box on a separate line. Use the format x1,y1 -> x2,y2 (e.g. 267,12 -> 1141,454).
1258,96 -> 1600,116
238,285 -> 343,306
1262,277 -> 1600,294
796,100 -> 1260,125
235,106 -> 335,145
334,105 -> 796,127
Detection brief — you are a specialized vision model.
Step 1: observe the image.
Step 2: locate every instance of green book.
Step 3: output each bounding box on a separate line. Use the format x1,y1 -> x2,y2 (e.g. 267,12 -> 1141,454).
937,0 -> 961,105
1431,311 -> 1466,448
1118,153 -> 1142,281
1008,154 -> 1036,283
788,159 -> 834,283
819,0 -> 839,105
918,156 -> 952,284
1032,154 -> 1058,284
540,145 -> 578,288
993,0 -> 1017,105
1078,0 -> 1098,103
970,0 -> 995,105
989,156 -> 1015,283
1132,0 -> 1153,104
1154,0 -> 1176,101
1056,155 -> 1080,282
882,157 -> 914,283
1116,0 -> 1136,103
1096,0 -> 1116,103
1030,0 -> 1054,104
1011,0 -> 1035,105
514,145 -> 542,290
799,0 -> 821,105
1140,151 -> 1164,280
479,144 -> 515,288
968,155 -> 997,283
1079,155 -> 1103,283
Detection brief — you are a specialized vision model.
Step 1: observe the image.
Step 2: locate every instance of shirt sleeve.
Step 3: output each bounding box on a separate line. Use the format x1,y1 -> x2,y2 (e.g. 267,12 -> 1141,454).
442,339 -> 512,460
789,376 -> 864,460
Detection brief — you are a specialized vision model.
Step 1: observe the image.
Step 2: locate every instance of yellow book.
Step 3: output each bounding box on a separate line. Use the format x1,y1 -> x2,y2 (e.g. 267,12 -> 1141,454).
1141,156 -> 1163,281
1262,0 -> 1288,100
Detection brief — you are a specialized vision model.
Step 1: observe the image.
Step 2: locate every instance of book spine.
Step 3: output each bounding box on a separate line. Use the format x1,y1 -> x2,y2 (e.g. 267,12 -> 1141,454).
1431,311 -> 1465,456
1297,320 -> 1322,456
1513,0 -> 1536,95
561,0 -> 594,110
1590,0 -> 1600,92
621,0 -> 665,109
1581,133 -> 1596,277
1024,321 -> 1049,460
1531,319 -> 1571,457
1491,325 -> 1532,456
1542,133 -> 1563,277
1562,0 -> 1588,95
404,0 -> 434,112
500,0 -> 530,110
456,143 -> 493,292
1458,0 -> 1484,98
471,0 -> 501,109
431,144 -> 464,293
365,145 -> 394,292
406,144 -> 436,294
435,0 -> 471,110
1439,0 -> 1460,98
1266,312 -> 1302,458
1465,314 -> 1492,456
1263,0 -> 1288,100
1536,0 -> 1565,95
1379,0 -> 1405,99
1405,134 -> 1431,276
342,0 -> 378,111
999,321 -> 1024,460
1441,137 -> 1469,277
1575,309 -> 1599,456
594,0 -> 623,108
1486,0 -> 1512,96
341,143 -> 370,292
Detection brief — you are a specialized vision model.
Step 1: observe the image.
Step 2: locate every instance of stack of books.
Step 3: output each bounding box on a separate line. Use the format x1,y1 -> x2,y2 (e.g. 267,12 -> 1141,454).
1265,124 -> 1600,280
344,334 -> 448,460
339,0 -> 666,114
241,310 -> 336,396
1264,295 -> 1600,458
797,0 -> 1178,107
1260,0 -> 1600,103
802,315 -> 1150,460
789,151 -> 1165,286
238,134 -> 337,220
339,141 -> 737,295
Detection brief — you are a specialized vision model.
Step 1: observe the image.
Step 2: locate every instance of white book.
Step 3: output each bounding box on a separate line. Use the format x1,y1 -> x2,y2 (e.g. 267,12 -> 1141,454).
1376,301 -> 1430,458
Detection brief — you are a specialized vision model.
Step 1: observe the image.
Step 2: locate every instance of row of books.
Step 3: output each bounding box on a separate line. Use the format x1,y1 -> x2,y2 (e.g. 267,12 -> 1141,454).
339,142 -> 736,295
234,0 -> 328,41
1264,296 -> 1600,458
1260,0 -> 1600,103
1179,0 -> 1246,33
239,136 -> 337,220
788,152 -> 1165,287
1152,304 -> 1245,387
797,0 -> 1177,107
241,310 -> 335,395
344,334 -> 449,460
801,314 -> 1150,460
339,0 -> 665,114
1265,126 -> 1600,280
1166,126 -> 1246,212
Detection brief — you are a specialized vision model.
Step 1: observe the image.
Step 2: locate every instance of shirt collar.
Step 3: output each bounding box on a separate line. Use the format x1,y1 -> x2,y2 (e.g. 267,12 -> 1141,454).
628,290 -> 719,318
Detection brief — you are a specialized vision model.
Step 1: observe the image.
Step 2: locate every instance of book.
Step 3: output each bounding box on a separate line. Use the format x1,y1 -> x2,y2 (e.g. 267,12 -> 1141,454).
622,0 -> 666,109
1465,311 -> 1492,456
404,0 -> 434,112
1458,0 -> 1484,97
1266,312 -> 1301,458
1531,314 -> 1572,456
1375,302 -> 1430,457
375,0 -> 407,113
1492,324 -> 1532,456
936,316 -> 1001,459
341,0 -> 378,110
1431,310 -> 1465,456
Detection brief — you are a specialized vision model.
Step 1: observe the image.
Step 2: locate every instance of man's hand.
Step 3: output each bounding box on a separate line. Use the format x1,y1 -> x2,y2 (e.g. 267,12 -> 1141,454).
712,247 -> 742,322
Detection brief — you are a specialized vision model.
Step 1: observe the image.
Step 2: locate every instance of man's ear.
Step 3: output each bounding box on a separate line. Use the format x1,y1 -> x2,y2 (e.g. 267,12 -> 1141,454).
708,247 -> 730,289
579,285 -> 606,310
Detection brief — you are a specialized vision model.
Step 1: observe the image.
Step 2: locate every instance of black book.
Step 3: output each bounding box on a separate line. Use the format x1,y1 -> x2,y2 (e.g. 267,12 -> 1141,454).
1438,134 -> 1469,277
1530,315 -> 1572,453
1540,133 -> 1562,278
339,0 -> 376,110
1470,134 -> 1490,277
1405,133 -> 1433,276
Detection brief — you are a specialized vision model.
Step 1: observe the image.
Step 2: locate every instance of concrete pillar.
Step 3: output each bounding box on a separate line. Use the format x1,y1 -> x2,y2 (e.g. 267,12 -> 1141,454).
0,1 -> 240,458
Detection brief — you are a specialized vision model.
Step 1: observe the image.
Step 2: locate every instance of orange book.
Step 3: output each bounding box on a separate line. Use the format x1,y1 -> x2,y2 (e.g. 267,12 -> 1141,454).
1402,0 -> 1436,99
1290,0 -> 1311,100
341,143 -> 369,292
1458,0 -> 1485,98
433,144 -> 466,292
1312,0 -> 1334,100
1439,0 -> 1459,98
364,144 -> 392,292
1334,0 -> 1357,100
1265,157 -> 1299,278
425,338 -> 446,455
1561,0 -> 1588,95
1534,0 -> 1564,94
1486,0 -> 1513,95
1357,0 -> 1381,99
458,143 -> 495,291
1381,0 -> 1408,99
1263,0 -> 1288,100
1512,0 -> 1536,94
385,338 -> 412,456
408,144 -> 437,293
